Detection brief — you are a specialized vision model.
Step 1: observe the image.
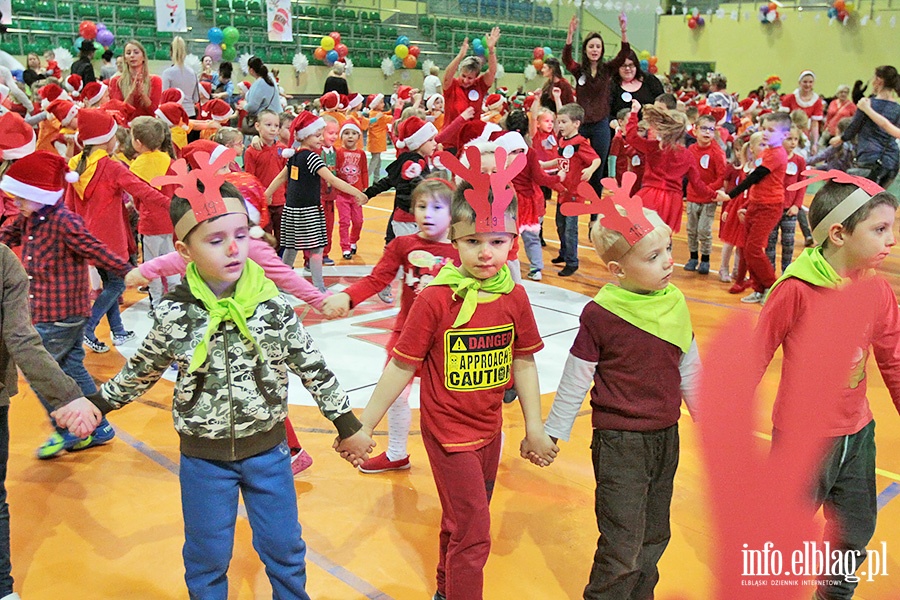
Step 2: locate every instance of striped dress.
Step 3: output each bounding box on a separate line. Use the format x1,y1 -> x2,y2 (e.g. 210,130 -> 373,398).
282,149 -> 328,250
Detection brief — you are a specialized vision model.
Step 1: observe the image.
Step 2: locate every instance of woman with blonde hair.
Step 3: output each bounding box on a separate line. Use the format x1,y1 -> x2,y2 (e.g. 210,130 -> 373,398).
109,40 -> 162,117
161,36 -> 200,122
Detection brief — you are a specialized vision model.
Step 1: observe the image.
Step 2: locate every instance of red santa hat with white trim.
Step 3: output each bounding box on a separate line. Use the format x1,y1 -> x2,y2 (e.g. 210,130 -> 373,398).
396,86 -> 413,102
0,150 -> 80,206
199,81 -> 212,101
160,88 -> 185,105
395,116 -> 438,152
199,99 -> 234,122
346,92 -> 364,111
64,74 -> 83,98
236,81 -> 251,96
457,120 -> 502,148
339,94 -> 350,110
37,84 -> 70,109
425,94 -> 443,112
155,102 -> 190,129
738,97 -> 759,114
76,108 -> 118,147
339,117 -> 362,137
366,93 -> 384,110
494,131 -> 529,155
320,91 -> 340,111
80,81 -> 108,107
286,111 -> 326,158
0,112 -> 37,160
46,99 -> 79,128
483,93 -> 505,113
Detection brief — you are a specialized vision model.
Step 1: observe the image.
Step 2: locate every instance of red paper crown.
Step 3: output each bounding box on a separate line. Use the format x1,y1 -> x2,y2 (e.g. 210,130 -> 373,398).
561,171 -> 657,246
788,169 -> 886,245
437,146 -> 526,239
786,168 -> 884,196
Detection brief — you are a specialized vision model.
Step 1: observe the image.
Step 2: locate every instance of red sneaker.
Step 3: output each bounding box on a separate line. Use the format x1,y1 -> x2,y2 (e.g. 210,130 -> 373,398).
358,451 -> 410,474
290,449 -> 313,476
728,279 -> 750,294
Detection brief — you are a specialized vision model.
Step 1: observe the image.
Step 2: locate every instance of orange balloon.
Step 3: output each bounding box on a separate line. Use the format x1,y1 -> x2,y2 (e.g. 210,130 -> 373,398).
648,56 -> 658,66
403,55 -> 417,69
533,58 -> 544,71
768,2 -> 778,11
833,0 -> 845,9
313,47 -> 326,61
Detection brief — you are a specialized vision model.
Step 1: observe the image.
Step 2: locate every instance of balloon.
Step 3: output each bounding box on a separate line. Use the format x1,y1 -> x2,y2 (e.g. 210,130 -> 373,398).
223,26 -> 239,45
638,50 -> 651,60
395,44 -> 409,59
472,38 -> 483,49
79,21 -> 98,40
648,55 -> 658,66
640,59 -> 649,70
760,5 -> 769,14
396,35 -> 410,46
833,0 -> 845,10
96,28 -> 114,48
208,27 -> 224,45
320,36 -> 335,51
768,2 -> 778,11
330,31 -> 341,44
533,47 -> 544,59
692,7 -> 700,17
205,43 -> 223,62
74,36 -> 85,50
474,45 -> 485,57
391,55 -> 403,69
313,46 -> 326,61
844,2 -> 854,13
533,58 -> 544,70
688,17 -> 698,29
648,64 -> 658,75
838,9 -> 848,20
403,55 -> 417,69
326,49 -> 339,63
766,11 -> 777,22
827,6 -> 838,17
408,45 -> 420,58
697,16 -> 705,25
96,22 -> 106,31
222,46 -> 237,61
335,43 -> 348,58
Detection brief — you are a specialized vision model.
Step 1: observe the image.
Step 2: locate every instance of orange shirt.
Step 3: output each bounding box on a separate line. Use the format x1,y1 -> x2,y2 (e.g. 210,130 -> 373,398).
366,111 -> 393,153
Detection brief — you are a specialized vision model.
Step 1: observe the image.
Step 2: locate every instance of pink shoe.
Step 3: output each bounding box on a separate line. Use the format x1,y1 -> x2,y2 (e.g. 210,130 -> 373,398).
290,449 -> 313,476
358,451 -> 410,474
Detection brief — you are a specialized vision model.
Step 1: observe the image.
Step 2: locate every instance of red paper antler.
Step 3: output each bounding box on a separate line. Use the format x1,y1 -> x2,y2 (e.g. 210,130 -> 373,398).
152,147 -> 238,221
786,168 -> 884,196
561,171 -> 656,244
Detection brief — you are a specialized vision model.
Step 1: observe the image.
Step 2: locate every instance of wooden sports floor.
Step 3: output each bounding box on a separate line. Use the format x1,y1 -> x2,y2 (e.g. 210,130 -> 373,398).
7,190 -> 900,599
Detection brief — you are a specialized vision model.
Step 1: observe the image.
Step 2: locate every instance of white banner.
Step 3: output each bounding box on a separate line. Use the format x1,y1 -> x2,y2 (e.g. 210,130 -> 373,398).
156,0 -> 188,33
267,0 -> 293,42
1,0 -> 12,25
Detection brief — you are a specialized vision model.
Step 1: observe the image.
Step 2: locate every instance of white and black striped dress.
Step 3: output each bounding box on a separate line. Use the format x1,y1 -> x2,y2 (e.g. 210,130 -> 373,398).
281,149 -> 329,250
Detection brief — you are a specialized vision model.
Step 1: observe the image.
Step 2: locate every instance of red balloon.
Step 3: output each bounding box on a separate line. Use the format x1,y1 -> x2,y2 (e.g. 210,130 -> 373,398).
335,43 -> 349,58
313,47 -> 326,61
688,17 -> 698,29
403,55 -> 417,69
408,45 -> 421,58
648,64 -> 658,75
79,20 -> 98,40
533,47 -> 544,60
838,9 -> 848,19
329,31 -> 341,44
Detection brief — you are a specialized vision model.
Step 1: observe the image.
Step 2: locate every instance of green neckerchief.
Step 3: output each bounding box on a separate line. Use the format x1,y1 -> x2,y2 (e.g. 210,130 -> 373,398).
185,259 -> 279,373
594,283 -> 693,353
770,247 -> 844,295
428,263 -> 515,327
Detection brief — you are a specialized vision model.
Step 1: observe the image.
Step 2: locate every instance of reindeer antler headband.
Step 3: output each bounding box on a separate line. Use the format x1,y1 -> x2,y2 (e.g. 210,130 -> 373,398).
151,147 -> 248,240
437,146 -> 527,240
786,169 -> 885,245
561,171 -> 665,263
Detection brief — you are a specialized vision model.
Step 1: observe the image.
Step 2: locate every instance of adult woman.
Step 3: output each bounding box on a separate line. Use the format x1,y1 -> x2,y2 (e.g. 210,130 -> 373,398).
830,65 -> 900,189
538,57 -> 574,113
608,50 -> 664,119
442,27 -> 500,126
70,39 -> 97,85
323,62 -> 349,96
23,53 -> 50,88
161,37 -> 200,120
822,84 -> 856,139
109,40 -> 162,118
199,55 -> 217,84
563,14 -> 631,192
781,71 -> 824,152
244,56 -> 282,118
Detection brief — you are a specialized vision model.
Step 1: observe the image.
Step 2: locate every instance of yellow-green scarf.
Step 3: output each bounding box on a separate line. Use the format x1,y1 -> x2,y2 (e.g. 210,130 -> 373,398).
428,263 -> 515,327
185,259 -> 279,373
594,283 -> 693,353
68,149 -> 109,198
770,247 -> 845,295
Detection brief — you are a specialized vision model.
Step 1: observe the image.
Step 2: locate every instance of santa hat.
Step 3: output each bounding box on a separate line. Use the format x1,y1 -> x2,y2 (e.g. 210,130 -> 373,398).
457,120 -> 502,148
497,87 -> 509,97
237,81 -> 251,96
0,150 -> 79,205
339,117 -> 362,137
494,131 -> 529,155
396,86 -> 413,103
396,116 -> 438,151
522,95 -> 537,112
709,106 -> 727,125
155,102 -> 190,129
76,108 -> 117,146
102,100 -> 135,127
37,84 -> 69,109
290,111 -> 326,143
0,112 -> 37,160
0,84 -> 8,104
180,140 -> 231,170
80,81 -> 108,107
65,74 -> 83,97
338,94 -> 349,110
199,99 -> 234,122
160,88 -> 185,105
366,93 -> 384,110
320,91 -> 340,111
46,99 -> 79,128
199,81 -> 212,100
483,93 -> 505,113
346,92 -> 364,111
425,94 -> 443,112
738,97 -> 759,113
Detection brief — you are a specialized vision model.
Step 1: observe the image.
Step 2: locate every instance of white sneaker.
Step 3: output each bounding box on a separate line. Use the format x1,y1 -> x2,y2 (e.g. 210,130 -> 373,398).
527,270 -> 542,281
741,291 -> 765,304
1,592 -> 23,600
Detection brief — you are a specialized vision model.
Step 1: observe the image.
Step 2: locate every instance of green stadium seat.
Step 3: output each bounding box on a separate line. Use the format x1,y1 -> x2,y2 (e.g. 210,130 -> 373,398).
232,15 -> 248,27
138,6 -> 155,20
318,6 -> 333,18
155,48 -> 170,61
199,0 -> 213,7
51,21 -> 73,34
118,6 -> 139,21
11,0 -> 27,14
135,26 -> 155,39
247,1 -> 261,12
200,8 -> 214,21
216,0 -> 230,9
118,26 -> 134,38
0,41 -> 20,55
249,14 -> 265,28
232,0 -> 246,11
34,2 -> 54,16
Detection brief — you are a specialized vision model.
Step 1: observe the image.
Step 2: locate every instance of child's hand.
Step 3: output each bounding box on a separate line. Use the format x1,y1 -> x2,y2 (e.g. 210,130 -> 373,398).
51,398 -> 102,439
520,433 -> 559,467
125,267 -> 150,288
250,135 -> 263,151
630,99 -> 641,114
721,211 -> 729,223
460,106 -> 476,120
321,292 -> 351,319
787,206 -> 799,217
580,167 -> 596,182
333,429 -> 375,467
715,190 -> 730,204
552,87 -> 562,101
738,208 -> 747,223
354,190 -> 369,206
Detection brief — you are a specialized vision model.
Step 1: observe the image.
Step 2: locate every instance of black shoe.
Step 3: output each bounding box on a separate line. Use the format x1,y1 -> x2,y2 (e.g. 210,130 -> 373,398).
550,255 -> 565,264
558,265 -> 578,277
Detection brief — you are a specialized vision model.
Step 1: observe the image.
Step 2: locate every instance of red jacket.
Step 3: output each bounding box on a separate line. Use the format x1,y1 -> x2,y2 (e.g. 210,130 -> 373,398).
686,142 -> 727,204
108,74 -> 162,118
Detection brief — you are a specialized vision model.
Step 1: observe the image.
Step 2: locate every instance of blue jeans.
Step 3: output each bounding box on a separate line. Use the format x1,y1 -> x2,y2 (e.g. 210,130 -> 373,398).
580,118 -> 612,195
86,268 -> 126,341
555,202 -> 579,268
180,442 -> 310,600
33,316 -> 97,430
0,407 -> 12,597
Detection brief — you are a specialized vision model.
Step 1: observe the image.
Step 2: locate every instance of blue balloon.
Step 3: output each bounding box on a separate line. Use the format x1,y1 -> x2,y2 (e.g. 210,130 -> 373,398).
74,36 -> 85,50
396,35 -> 410,46
10,69 -> 23,83
472,38 -> 483,49
475,45 -> 485,56
543,46 -> 552,57
391,55 -> 403,68
326,49 -> 339,63
827,6 -> 839,17
640,59 -> 649,70
208,27 -> 224,45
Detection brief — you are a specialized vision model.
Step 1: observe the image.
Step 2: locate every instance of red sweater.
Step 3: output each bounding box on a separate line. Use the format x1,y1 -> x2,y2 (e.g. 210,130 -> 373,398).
686,142 -> 727,204
783,152 -> 807,209
108,74 -> 162,118
245,142 -> 287,206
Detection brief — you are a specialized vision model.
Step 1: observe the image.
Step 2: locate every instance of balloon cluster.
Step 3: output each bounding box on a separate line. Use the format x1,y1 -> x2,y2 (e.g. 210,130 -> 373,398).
827,0 -> 855,22
638,50 -> 659,75
390,35 -> 420,70
313,32 -> 350,66
206,26 -> 240,62
471,35 -> 490,60
758,3 -> 782,23
687,8 -> 706,29
75,21 -> 114,53
531,46 -> 553,71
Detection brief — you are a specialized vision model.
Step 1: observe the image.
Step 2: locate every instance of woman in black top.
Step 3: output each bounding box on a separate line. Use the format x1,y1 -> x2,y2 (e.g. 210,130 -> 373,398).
609,48 -> 665,119
71,39 -> 97,84
323,63 -> 349,96
538,57 -> 575,113
23,53 -> 49,88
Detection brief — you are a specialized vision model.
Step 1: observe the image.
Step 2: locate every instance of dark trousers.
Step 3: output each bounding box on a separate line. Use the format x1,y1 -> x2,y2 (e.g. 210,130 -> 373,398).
0,407 -> 12,596
585,425 -> 679,600
766,210 -> 799,273
580,118 -> 612,196
555,202 -> 579,268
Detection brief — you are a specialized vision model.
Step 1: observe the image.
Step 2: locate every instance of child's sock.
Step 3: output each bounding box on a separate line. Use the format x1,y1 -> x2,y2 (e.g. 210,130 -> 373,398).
309,249 -> 325,292
386,383 -> 412,461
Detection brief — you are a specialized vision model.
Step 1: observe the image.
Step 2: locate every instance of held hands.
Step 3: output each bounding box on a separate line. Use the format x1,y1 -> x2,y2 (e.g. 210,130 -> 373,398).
829,135 -> 843,148
333,428 -> 376,467
715,190 -> 730,204
354,189 -> 369,206
520,432 -> 559,467
51,398 -> 102,439
125,267 -> 150,288
321,292 -> 351,319
857,97 -> 872,115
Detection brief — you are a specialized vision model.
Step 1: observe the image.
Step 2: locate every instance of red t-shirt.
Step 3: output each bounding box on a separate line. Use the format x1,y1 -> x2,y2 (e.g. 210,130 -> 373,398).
532,129 -> 558,164
444,77 -> 490,127
244,142 -> 288,207
335,147 -> 369,192
392,284 -> 544,451
557,134 -> 599,203
783,152 -> 807,209
686,142 -> 727,204
781,91 -> 824,123
610,132 -> 645,188
749,146 -> 788,206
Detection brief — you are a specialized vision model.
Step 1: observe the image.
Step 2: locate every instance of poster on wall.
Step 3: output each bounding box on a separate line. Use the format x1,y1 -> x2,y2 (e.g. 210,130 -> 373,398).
267,0 -> 293,42
156,0 -> 187,32
0,0 -> 11,25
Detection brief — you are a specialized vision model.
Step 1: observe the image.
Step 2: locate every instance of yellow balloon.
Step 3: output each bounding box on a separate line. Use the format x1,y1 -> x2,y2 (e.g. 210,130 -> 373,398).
395,44 -> 409,59
321,36 -> 335,51
845,2 -> 854,12
221,44 -> 227,50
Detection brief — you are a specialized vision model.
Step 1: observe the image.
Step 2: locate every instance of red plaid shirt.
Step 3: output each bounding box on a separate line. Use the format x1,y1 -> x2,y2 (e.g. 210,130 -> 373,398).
0,203 -> 132,323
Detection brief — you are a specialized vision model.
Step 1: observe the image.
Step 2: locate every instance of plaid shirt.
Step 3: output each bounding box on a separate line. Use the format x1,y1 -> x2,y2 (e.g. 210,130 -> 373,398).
0,203 -> 132,323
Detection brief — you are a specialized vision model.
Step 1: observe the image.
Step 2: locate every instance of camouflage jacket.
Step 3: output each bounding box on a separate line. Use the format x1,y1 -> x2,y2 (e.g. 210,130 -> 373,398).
90,282 -> 361,461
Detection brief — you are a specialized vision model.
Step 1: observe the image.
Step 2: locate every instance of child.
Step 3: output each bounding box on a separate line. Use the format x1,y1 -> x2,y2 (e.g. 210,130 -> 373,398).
684,113 -> 727,275
755,173 -> 900,600
544,175 -> 700,600
425,93 -> 445,131
211,126 -> 246,173
198,99 -> 234,141
716,112 -> 792,303
323,177 -> 458,473
66,109 -> 170,352
81,81 -> 110,108
54,154 -> 374,599
718,133 -> 763,285
765,126 -> 806,274
334,118 -> 368,259
129,116 -> 179,305
265,111 -> 367,291
244,109 -> 287,248
553,103 -> 601,277
0,151 -> 129,457
609,108 -> 644,188
365,93 -> 393,184
319,116 -> 340,266
342,148 -> 556,600
154,102 -> 191,153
